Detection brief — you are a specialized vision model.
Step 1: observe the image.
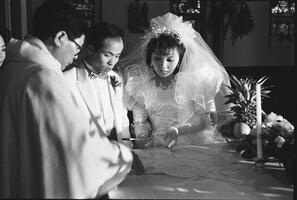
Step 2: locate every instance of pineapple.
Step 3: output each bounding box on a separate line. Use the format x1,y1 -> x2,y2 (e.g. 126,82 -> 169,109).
224,75 -> 272,129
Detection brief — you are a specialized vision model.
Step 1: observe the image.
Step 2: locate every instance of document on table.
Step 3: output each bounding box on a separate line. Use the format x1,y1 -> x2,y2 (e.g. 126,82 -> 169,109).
133,145 -> 246,184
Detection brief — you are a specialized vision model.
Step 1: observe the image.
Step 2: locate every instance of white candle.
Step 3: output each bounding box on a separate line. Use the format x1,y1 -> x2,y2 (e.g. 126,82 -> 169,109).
256,84 -> 263,159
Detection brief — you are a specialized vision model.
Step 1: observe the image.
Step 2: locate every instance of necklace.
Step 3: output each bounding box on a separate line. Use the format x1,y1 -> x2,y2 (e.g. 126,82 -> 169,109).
154,75 -> 175,90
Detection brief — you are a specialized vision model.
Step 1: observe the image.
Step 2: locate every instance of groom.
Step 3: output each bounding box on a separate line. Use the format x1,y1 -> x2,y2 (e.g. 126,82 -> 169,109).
64,21 -> 131,146
64,22 -> 145,180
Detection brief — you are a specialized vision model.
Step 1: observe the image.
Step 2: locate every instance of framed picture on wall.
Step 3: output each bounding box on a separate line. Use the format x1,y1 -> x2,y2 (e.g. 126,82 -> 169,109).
269,0 -> 295,47
169,0 -> 207,38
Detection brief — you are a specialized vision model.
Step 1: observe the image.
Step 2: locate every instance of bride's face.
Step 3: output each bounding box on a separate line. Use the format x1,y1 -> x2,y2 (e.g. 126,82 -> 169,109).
151,47 -> 180,78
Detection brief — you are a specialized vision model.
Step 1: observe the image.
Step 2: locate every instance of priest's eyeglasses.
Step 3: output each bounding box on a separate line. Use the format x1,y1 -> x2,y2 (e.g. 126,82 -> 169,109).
68,36 -> 83,56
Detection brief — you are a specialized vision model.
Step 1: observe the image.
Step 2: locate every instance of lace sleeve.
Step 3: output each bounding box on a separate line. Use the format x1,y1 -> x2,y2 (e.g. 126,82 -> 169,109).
124,63 -> 151,110
124,64 -> 154,139
128,85 -> 152,138
132,106 -> 152,139
175,60 -> 229,124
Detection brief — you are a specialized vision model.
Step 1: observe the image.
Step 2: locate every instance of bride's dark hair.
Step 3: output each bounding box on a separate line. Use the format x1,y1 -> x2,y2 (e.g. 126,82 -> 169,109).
145,33 -> 185,73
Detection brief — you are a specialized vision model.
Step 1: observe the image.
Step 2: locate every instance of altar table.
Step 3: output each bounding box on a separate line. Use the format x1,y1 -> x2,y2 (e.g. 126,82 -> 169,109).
109,143 -> 293,199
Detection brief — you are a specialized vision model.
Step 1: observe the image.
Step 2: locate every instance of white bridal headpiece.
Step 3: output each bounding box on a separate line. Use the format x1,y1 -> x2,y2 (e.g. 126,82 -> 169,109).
120,13 -> 230,124
142,12 -> 195,45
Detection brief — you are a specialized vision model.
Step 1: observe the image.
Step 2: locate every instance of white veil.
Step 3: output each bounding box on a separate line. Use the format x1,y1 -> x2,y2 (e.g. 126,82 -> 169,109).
118,13 -> 230,126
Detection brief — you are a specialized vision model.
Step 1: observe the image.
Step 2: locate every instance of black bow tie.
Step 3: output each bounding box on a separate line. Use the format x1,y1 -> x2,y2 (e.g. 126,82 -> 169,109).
87,68 -> 100,79
83,62 -> 101,79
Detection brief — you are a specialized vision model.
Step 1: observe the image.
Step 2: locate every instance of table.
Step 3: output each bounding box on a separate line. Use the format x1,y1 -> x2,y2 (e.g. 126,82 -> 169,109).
109,144 -> 293,199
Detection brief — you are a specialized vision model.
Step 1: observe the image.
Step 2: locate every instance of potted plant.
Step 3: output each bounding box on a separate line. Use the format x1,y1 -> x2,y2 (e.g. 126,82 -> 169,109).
219,74 -> 272,139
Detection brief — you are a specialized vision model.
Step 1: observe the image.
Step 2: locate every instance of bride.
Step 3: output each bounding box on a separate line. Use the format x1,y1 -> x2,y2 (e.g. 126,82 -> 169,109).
121,13 -> 231,149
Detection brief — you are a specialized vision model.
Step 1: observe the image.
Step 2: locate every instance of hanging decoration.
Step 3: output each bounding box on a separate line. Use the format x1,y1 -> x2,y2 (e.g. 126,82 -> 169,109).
127,0 -> 149,34
208,1 -> 255,46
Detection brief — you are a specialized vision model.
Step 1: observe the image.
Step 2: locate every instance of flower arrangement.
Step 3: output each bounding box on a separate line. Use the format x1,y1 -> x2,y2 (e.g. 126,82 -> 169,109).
110,75 -> 121,88
110,74 -> 122,94
236,112 -> 294,183
235,112 -> 294,158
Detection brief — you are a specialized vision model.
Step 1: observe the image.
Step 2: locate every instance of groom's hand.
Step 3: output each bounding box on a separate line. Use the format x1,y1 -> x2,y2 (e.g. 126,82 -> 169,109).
131,151 -> 145,175
107,127 -> 118,141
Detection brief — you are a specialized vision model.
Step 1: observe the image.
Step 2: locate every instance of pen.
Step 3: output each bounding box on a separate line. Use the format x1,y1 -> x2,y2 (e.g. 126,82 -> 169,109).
121,138 -> 145,141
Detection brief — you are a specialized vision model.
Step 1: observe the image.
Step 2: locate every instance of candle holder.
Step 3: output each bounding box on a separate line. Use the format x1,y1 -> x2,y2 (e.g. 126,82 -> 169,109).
252,158 -> 265,173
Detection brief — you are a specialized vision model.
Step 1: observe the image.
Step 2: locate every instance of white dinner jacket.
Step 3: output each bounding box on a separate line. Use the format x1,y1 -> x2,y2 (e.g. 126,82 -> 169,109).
64,65 -> 130,140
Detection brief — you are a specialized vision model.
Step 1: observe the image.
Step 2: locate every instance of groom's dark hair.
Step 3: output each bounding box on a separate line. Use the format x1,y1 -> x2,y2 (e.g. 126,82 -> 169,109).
86,21 -> 126,51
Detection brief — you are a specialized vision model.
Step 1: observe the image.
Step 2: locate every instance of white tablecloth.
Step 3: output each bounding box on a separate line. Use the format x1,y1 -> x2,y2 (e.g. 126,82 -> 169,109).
109,143 -> 293,199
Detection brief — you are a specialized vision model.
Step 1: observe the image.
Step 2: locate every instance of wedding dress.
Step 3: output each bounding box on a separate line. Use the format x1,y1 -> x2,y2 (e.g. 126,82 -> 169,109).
121,13 -> 230,147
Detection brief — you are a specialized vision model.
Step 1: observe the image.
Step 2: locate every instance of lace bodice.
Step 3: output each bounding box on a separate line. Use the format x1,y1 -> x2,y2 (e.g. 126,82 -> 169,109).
141,80 -> 178,145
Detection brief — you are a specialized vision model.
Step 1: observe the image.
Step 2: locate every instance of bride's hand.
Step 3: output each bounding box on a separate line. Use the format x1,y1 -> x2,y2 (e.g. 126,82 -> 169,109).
164,127 -> 178,150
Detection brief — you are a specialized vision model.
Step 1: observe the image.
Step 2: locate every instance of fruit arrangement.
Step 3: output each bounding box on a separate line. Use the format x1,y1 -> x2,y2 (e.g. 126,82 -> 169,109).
218,74 -> 271,139
216,73 -> 294,183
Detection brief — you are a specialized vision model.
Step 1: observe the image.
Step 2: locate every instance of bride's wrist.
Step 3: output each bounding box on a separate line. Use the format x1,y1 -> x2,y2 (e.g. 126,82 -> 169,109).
177,124 -> 192,135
